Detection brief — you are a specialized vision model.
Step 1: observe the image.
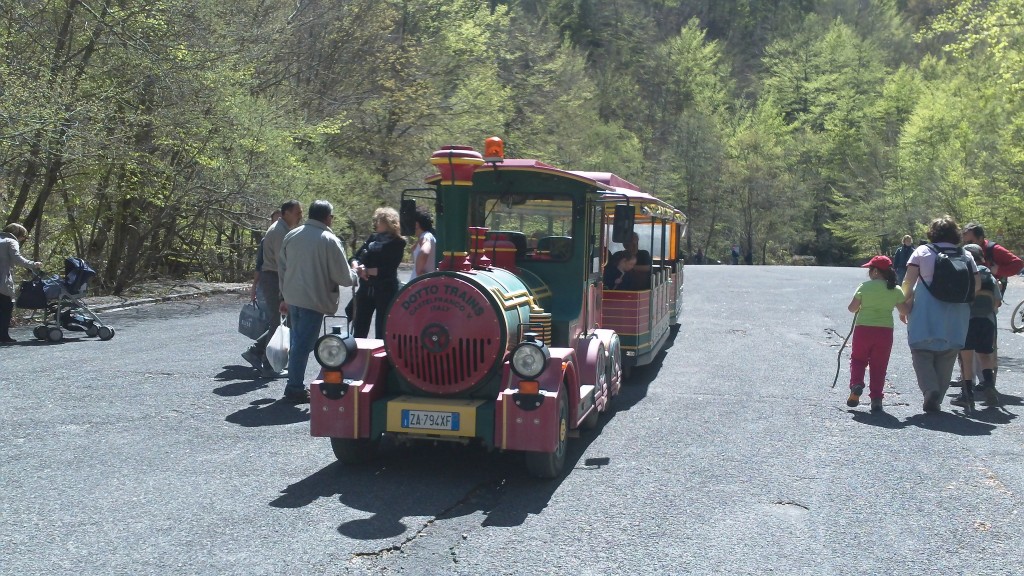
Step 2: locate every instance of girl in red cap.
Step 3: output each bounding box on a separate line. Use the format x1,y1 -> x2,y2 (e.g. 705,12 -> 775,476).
846,255 -> 910,411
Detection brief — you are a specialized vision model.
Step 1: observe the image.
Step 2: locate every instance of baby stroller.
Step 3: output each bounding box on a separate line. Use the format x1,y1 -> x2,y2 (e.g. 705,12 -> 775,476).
16,257 -> 115,342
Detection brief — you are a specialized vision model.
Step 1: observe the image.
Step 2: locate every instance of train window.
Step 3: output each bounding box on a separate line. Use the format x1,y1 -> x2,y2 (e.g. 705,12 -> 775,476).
478,194 -> 575,262
605,217 -> 672,261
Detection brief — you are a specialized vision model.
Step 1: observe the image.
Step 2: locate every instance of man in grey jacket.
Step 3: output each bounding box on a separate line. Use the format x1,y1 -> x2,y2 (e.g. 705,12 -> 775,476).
242,200 -> 302,376
278,200 -> 358,403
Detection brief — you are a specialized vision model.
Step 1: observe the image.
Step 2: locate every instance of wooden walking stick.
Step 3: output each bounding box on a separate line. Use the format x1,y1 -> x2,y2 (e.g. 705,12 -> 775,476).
832,313 -> 857,388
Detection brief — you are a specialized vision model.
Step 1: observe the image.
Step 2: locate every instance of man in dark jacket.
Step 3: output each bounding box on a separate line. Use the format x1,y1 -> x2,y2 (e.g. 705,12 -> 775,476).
892,235 -> 914,284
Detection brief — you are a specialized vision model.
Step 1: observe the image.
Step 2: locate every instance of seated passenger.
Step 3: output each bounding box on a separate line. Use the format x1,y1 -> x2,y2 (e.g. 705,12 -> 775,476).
620,232 -> 652,272
612,232 -> 652,289
603,252 -> 637,290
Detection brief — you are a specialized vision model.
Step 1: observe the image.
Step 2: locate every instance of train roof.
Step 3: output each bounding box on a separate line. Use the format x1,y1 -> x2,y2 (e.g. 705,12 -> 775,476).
568,171 -> 641,191
425,157 -> 685,223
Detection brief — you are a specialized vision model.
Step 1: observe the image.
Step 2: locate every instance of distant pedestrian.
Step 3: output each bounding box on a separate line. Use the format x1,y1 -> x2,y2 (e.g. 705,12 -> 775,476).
693,248 -> 704,265
351,207 -> 406,339
900,216 -> 979,413
242,201 -> 302,377
845,255 -> 908,411
892,235 -> 914,284
277,200 -> 358,404
408,208 -> 437,281
744,250 -> 753,265
1,223 -> 42,344
731,244 -> 740,265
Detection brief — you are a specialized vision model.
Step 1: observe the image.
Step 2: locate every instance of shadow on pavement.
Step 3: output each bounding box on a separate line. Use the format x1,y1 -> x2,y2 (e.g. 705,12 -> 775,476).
214,364 -> 261,382
4,338 -> 76,347
213,365 -> 272,397
267,330 -> 676,538
851,406 -> 1014,435
213,379 -> 269,397
849,410 -> 905,429
903,411 -> 998,435
225,398 -> 309,427
992,392 -> 1022,406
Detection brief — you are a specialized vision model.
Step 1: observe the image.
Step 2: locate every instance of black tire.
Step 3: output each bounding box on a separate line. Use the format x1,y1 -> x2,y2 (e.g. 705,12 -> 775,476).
33,326 -> 47,340
525,386 -> 568,478
47,327 -> 63,342
330,437 -> 378,464
97,326 -> 114,341
1011,299 -> 1024,333
85,324 -> 98,338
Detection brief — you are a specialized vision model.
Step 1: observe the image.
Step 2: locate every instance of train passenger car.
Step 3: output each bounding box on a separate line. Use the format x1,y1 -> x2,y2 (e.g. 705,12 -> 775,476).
308,139 -> 686,477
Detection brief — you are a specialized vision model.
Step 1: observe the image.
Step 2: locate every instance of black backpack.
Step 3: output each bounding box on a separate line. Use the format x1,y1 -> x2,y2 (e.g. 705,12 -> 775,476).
922,243 -> 975,303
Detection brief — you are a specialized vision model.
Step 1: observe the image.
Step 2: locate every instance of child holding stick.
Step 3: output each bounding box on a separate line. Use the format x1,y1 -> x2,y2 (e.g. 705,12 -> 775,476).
847,255 -> 910,411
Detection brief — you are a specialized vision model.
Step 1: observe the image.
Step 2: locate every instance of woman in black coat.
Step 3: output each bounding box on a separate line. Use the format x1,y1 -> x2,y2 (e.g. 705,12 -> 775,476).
350,207 -> 406,338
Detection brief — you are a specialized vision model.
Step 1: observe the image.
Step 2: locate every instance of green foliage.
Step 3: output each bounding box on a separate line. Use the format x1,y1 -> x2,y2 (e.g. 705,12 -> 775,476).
4,0 -> 1024,288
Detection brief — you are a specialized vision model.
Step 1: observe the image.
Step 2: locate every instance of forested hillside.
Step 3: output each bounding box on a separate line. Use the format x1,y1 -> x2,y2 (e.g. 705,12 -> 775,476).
2,0 -> 1022,292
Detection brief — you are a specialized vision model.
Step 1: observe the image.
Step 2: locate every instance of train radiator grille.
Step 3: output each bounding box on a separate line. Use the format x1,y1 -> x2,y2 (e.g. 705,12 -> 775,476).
525,312 -> 552,345
390,333 -> 497,395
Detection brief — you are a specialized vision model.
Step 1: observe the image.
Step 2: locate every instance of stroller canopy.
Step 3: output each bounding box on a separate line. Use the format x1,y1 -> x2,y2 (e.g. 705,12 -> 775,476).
64,257 -> 96,294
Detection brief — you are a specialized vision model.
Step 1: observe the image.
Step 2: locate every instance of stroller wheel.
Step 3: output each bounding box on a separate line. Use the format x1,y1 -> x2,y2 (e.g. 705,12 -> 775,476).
33,326 -> 48,340
86,324 -> 98,338
47,327 -> 63,342
98,326 -> 114,341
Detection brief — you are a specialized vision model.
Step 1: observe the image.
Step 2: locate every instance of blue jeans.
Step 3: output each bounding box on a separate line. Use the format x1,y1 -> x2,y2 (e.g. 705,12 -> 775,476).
286,305 -> 324,396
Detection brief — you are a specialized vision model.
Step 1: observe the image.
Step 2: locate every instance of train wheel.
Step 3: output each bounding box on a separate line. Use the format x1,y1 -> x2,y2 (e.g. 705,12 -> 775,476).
97,326 -> 114,341
525,387 -> 568,479
581,351 -> 604,429
1012,299 -> 1024,333
47,327 -> 63,342
331,437 -> 378,464
33,326 -> 47,340
608,338 -> 622,399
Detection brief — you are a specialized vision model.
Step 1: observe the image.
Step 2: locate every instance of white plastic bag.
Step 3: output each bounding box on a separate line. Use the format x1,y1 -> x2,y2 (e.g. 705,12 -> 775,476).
266,318 -> 290,373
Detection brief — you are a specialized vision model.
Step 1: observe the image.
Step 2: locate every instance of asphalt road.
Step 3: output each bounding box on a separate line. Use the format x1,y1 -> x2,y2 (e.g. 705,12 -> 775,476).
2,266 -> 1023,575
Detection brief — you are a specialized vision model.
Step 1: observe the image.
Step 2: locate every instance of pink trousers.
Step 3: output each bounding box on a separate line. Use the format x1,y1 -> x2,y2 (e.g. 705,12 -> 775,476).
849,325 -> 894,399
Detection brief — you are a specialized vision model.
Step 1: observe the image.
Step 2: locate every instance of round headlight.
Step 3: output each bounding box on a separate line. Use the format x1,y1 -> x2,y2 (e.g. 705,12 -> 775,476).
511,340 -> 549,379
315,333 -> 356,368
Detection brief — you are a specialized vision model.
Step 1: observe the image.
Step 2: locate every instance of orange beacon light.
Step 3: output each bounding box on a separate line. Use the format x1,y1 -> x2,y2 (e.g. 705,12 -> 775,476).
484,137 -> 504,162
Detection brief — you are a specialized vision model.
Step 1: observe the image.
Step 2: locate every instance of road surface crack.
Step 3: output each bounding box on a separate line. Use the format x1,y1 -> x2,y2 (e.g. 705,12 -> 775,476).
351,476 -> 506,561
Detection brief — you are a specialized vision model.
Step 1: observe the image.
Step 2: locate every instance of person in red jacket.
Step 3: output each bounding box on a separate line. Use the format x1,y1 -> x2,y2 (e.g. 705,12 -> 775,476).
962,222 -> 1022,296
961,222 -> 1020,402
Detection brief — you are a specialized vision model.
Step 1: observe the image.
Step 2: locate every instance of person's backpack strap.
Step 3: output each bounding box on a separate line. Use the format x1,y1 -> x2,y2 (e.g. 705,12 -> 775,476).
920,243 -> 939,295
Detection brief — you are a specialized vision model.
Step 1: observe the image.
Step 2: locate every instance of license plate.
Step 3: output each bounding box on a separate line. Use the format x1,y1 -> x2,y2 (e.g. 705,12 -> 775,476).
401,409 -> 460,431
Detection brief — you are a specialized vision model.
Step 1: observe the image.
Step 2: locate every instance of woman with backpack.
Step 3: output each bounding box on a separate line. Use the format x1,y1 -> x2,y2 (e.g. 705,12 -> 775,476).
900,216 -> 980,413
